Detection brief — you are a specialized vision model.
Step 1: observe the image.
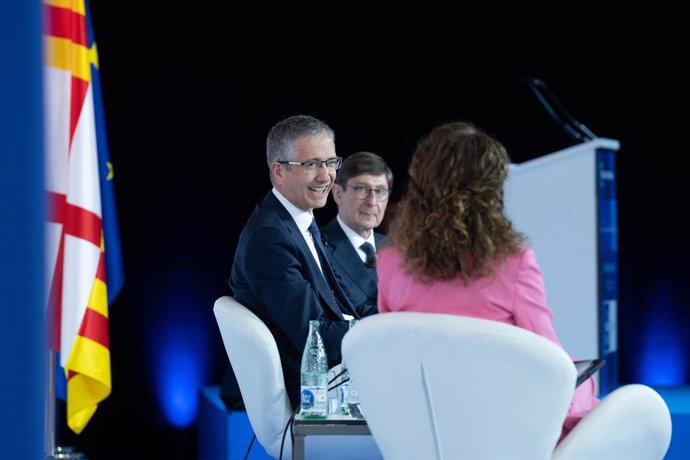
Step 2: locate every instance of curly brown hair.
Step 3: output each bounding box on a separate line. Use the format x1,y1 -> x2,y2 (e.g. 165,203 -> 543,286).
388,121 -> 525,283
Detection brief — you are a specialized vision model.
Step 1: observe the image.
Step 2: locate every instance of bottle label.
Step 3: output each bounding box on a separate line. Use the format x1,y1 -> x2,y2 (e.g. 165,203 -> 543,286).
300,386 -> 327,415
339,383 -> 351,415
339,382 -> 350,405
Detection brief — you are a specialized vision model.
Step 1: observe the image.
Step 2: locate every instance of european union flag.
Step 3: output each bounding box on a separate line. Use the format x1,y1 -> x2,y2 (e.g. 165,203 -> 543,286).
87,1 -> 124,303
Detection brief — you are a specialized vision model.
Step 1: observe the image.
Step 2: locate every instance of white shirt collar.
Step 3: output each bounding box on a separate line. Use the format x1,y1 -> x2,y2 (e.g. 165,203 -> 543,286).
337,215 -> 375,251
272,188 -> 314,233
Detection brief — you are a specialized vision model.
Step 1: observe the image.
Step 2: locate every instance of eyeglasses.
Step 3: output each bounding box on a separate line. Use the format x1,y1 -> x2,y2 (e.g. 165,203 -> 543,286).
346,184 -> 391,201
276,157 -> 343,173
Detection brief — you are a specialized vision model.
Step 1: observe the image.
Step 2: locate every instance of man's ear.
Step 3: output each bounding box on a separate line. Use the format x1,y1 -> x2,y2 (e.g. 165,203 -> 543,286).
271,162 -> 284,185
332,183 -> 344,206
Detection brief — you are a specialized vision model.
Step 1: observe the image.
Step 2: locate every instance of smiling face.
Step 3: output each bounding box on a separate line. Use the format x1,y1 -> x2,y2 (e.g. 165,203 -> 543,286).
332,173 -> 389,239
271,132 -> 337,212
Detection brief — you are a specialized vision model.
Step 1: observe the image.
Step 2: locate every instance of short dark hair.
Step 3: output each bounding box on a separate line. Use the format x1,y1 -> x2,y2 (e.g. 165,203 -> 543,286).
335,151 -> 393,190
266,115 -> 335,167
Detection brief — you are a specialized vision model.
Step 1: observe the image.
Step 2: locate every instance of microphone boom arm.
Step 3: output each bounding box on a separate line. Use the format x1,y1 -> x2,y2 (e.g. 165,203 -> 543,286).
526,77 -> 598,142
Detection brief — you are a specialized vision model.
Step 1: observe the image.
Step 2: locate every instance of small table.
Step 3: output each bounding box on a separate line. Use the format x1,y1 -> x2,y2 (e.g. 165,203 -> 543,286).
292,413 -> 370,460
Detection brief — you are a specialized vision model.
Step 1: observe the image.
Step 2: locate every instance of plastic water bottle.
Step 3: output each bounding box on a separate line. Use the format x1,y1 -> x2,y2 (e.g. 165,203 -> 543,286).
341,319 -> 358,415
339,379 -> 351,415
300,320 -> 328,418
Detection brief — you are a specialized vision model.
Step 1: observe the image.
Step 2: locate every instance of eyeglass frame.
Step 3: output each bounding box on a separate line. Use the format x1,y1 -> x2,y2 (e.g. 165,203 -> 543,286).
275,157 -> 343,173
344,183 -> 391,201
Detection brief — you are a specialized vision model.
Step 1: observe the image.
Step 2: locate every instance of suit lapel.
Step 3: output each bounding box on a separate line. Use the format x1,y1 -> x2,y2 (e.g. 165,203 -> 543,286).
263,193 -> 346,319
326,220 -> 377,301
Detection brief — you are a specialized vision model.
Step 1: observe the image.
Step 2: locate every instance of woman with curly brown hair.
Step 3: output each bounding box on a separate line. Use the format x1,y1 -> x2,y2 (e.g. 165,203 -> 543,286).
376,121 -> 598,441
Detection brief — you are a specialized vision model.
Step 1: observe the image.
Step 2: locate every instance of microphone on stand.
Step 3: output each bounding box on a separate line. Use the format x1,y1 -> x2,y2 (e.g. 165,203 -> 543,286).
524,77 -> 598,143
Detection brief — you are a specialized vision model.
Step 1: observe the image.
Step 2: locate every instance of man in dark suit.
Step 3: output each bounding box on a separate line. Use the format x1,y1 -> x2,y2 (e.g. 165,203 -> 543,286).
229,115 -> 378,409
323,152 -> 393,307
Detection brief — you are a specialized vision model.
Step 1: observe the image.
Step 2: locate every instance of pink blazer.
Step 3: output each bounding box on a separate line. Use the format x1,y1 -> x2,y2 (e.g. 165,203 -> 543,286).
377,245 -> 599,439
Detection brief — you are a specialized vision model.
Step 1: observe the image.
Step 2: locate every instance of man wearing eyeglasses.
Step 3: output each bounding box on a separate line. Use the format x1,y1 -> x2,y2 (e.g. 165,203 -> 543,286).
229,115 -> 378,410
322,152 -> 393,308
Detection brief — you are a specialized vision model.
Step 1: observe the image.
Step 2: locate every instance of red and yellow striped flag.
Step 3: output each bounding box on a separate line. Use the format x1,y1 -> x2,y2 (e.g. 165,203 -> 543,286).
44,0 -> 122,434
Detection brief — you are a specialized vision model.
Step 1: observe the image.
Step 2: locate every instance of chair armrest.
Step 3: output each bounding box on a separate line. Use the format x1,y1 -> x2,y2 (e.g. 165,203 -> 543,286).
552,384 -> 672,460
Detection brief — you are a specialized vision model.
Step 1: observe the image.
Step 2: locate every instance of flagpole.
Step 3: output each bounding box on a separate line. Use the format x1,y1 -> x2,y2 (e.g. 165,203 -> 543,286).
44,349 -> 56,460
44,351 -> 83,460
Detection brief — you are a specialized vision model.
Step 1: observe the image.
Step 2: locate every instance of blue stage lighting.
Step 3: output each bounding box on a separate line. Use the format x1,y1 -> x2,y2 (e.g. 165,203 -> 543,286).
148,292 -> 212,427
639,282 -> 686,385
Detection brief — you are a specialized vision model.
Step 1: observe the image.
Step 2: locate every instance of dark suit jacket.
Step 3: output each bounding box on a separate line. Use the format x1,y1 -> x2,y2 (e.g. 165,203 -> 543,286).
322,218 -> 384,308
229,192 -> 377,408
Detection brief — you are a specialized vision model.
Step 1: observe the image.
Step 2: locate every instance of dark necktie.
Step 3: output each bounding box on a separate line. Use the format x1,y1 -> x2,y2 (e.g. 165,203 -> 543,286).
360,242 -> 377,268
308,218 -> 358,318
308,218 -> 328,269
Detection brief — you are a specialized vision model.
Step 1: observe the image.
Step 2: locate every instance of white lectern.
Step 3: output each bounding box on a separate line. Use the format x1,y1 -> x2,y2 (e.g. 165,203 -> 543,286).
504,138 -> 620,394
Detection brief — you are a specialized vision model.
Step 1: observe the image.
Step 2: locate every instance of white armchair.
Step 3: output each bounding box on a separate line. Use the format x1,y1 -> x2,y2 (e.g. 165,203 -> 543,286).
342,312 -> 672,460
213,296 -> 383,460
213,296 -> 294,459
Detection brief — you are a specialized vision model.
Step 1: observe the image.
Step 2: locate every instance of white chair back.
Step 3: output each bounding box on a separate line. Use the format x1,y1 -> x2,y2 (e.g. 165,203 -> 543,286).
213,296 -> 293,459
342,312 -> 576,460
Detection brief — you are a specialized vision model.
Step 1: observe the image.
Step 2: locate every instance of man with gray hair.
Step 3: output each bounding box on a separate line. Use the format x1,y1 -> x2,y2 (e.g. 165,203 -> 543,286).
229,115 -> 378,409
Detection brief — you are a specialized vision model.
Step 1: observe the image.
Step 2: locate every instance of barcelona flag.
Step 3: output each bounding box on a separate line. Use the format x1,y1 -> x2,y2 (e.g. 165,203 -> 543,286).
44,0 -> 124,434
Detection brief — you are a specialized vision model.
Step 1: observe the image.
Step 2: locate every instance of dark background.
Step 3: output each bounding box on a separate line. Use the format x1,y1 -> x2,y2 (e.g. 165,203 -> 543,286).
58,2 -> 689,458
